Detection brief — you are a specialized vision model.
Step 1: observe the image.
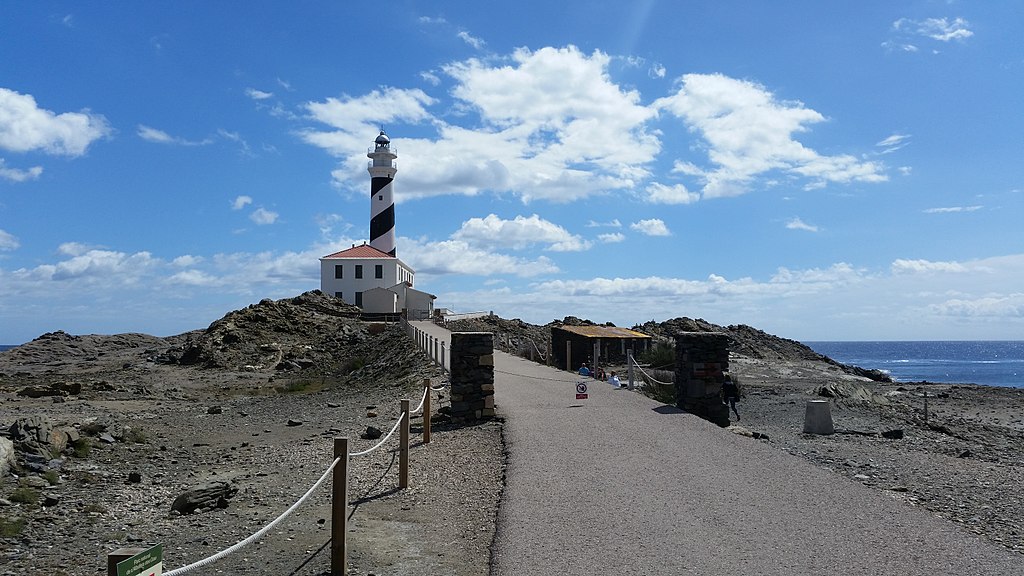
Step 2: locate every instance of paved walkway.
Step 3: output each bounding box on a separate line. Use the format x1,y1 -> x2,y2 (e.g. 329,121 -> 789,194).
412,322 -> 1022,575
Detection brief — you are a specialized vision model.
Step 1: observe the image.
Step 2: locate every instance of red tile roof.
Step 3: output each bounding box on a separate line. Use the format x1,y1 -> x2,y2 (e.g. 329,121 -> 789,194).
321,244 -> 395,259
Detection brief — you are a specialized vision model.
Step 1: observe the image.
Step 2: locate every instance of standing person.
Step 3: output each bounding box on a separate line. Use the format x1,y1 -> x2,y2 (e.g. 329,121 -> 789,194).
722,374 -> 740,421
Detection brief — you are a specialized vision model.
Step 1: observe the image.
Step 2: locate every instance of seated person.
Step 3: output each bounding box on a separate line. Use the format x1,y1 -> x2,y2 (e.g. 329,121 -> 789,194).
578,363 -> 591,377
608,371 -> 621,388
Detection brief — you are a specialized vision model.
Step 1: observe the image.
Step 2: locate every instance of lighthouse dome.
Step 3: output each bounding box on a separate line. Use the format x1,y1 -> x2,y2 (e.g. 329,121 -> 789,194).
375,131 -> 390,145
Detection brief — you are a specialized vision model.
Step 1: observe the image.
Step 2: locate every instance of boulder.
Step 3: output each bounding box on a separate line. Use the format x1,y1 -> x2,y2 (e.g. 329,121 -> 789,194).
170,481 -> 238,515
0,437 -> 15,476
9,417 -> 69,458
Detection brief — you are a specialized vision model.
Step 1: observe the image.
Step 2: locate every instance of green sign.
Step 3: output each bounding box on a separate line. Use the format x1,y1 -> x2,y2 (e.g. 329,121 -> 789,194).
116,544 -> 163,576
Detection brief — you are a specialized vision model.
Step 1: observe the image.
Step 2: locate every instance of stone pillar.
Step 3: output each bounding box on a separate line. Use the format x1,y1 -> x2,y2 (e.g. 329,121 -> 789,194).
449,332 -> 495,423
675,332 -> 731,427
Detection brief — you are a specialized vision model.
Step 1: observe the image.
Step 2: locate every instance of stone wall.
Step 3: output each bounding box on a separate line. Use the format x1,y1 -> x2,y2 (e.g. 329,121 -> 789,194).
675,332 -> 731,427
449,332 -> 495,423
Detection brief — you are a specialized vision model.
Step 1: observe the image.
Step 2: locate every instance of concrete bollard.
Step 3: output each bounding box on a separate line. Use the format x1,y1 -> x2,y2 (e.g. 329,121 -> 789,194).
803,399 -> 835,434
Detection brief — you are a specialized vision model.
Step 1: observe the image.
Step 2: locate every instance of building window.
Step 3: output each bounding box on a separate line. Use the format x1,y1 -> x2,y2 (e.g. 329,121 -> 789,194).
355,265 -> 363,279
355,291 -> 363,306
378,195 -> 383,201
375,264 -> 383,279
335,264 -> 343,279
335,291 -> 342,299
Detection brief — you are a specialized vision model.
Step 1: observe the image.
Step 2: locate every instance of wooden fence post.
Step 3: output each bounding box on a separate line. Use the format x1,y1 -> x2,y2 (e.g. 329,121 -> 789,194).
566,341 -> 572,373
423,379 -> 432,444
400,399 -> 410,489
332,437 -> 349,576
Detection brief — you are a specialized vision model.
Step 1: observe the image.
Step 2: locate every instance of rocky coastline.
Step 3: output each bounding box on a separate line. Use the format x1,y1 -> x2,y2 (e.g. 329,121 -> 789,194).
1,295 -> 1021,575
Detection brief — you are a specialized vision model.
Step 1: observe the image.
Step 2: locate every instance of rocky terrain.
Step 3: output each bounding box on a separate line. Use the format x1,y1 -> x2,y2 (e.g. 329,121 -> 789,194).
0,292 -> 500,576
2,303 -> 1022,576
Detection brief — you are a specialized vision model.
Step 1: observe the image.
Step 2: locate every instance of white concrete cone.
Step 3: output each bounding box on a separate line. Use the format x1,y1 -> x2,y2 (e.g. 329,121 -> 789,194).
803,399 -> 835,434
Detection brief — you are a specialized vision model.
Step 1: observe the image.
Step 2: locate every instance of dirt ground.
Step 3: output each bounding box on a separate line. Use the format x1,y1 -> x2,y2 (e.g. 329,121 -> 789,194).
2,334 -> 1022,576
0,336 -> 503,576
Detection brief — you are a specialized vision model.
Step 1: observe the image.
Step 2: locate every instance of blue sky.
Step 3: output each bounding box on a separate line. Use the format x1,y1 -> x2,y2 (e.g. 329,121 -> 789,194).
1,1 -> 1022,344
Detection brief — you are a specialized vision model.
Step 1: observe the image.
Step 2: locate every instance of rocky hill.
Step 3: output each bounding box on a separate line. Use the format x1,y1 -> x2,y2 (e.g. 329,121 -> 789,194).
448,314 -> 890,382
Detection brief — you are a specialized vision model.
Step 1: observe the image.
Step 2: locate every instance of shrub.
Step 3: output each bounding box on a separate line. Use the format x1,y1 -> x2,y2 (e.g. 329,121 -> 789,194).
71,437 -> 92,458
43,470 -> 60,486
9,488 -> 39,505
273,379 -> 324,394
640,341 -> 676,370
122,427 -> 148,444
0,517 -> 26,538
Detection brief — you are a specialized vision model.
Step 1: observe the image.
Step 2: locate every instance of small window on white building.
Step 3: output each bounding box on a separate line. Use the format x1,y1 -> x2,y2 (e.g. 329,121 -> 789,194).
335,264 -> 343,279
375,264 -> 383,279
335,291 -> 342,299
355,291 -> 363,306
355,265 -> 363,279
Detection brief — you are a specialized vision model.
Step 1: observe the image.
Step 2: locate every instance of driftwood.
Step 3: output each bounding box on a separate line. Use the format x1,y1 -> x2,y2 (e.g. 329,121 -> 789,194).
170,481 -> 238,514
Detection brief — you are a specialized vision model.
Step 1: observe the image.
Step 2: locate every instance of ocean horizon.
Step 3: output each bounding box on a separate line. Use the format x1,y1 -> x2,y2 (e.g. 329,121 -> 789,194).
805,340 -> 1024,389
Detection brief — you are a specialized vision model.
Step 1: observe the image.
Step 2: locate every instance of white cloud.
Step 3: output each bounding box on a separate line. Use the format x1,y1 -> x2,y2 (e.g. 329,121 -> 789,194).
246,88 -> 274,100
881,41 -> 919,53
0,88 -> 110,156
452,213 -> 591,252
630,218 -> 671,236
649,62 -> 666,79
876,133 -> 911,154
0,229 -> 19,251
930,295 -> 1024,319
420,71 -> 442,86
0,159 -> 43,182
785,217 -> 819,232
586,219 -> 621,228
598,232 -> 625,243
891,258 -> 968,274
457,30 -> 485,50
232,195 -> 253,210
172,255 -> 204,267
137,125 -> 212,146
297,47 -> 886,206
399,237 -> 559,278
646,182 -> 700,204
419,16 -> 447,25
249,207 -> 279,225
895,17 -> 973,42
923,205 -> 982,214
655,73 -> 886,198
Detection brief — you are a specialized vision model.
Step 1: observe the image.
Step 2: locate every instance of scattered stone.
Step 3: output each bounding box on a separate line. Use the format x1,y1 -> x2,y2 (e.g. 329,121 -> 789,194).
286,419 -> 303,427
207,406 -> 223,415
170,481 -> 238,515
98,433 -> 116,444
361,426 -> 383,440
127,471 -> 142,484
881,429 -> 904,440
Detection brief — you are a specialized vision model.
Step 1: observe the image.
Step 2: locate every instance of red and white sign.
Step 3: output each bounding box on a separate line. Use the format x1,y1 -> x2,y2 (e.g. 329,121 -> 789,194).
576,382 -> 588,400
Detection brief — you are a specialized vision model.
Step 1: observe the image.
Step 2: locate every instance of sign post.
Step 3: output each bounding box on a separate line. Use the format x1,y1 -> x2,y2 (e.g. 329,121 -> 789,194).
576,381 -> 588,400
114,544 -> 162,576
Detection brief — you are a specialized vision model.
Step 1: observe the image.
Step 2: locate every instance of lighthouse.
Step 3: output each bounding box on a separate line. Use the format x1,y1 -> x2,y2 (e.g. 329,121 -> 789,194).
367,130 -> 397,256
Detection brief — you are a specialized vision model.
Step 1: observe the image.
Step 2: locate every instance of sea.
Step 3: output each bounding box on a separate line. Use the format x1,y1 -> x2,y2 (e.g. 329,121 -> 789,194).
805,341 -> 1024,389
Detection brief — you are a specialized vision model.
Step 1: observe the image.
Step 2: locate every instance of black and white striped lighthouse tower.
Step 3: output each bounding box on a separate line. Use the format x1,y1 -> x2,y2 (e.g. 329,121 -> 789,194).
367,130 -> 398,256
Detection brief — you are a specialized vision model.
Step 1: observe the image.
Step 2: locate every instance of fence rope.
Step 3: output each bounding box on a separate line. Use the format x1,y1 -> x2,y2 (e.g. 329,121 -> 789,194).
412,385 -> 429,414
350,411 -> 406,457
632,359 -> 674,387
164,456 -> 341,576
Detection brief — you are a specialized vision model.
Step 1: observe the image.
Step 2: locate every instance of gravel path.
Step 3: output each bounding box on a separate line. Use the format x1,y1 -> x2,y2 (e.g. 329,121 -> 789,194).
489,351 -> 1022,575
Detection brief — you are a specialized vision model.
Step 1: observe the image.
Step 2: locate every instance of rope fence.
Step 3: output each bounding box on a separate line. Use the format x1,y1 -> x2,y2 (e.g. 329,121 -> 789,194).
107,378 -> 442,576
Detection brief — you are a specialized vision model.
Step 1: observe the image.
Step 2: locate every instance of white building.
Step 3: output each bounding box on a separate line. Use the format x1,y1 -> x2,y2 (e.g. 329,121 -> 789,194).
318,131 -> 436,319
